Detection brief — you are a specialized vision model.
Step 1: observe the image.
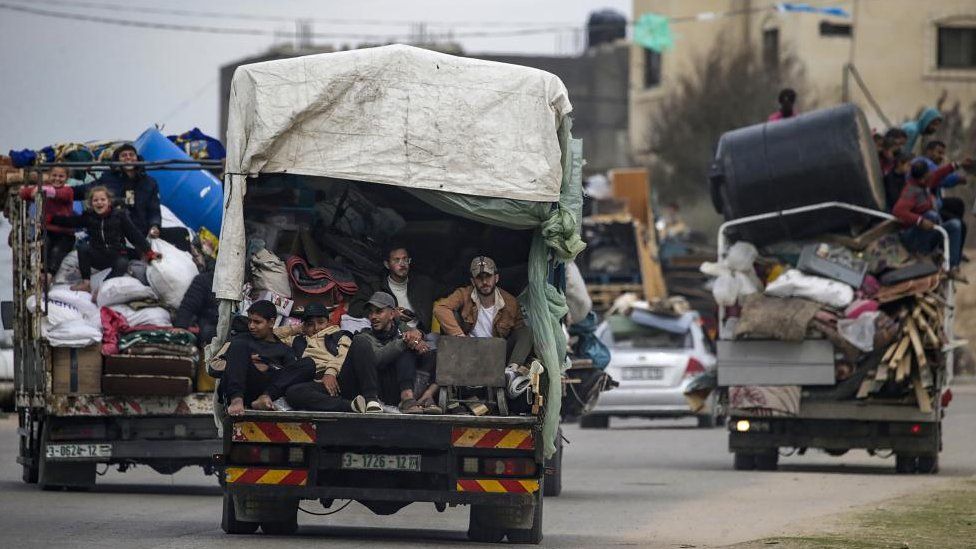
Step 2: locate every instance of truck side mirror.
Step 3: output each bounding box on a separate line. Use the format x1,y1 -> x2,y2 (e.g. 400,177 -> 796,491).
1,300 -> 12,330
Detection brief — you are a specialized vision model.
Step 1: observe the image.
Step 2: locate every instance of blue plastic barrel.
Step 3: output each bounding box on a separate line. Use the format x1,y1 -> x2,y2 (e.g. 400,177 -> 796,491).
133,128 -> 222,236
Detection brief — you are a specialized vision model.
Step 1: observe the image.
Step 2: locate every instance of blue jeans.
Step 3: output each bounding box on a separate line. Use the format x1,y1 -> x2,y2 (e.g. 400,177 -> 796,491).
900,210 -> 962,267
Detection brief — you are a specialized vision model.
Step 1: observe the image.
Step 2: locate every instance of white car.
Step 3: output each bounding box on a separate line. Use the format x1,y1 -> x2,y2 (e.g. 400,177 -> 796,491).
581,310 -> 718,428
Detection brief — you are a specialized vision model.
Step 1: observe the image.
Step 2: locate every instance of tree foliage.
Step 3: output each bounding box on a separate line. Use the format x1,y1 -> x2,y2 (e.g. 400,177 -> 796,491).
642,34 -> 810,203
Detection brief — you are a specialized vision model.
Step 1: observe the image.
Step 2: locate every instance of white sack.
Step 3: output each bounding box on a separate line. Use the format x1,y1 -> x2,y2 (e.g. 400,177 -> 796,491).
53,250 -> 81,285
700,261 -> 731,278
764,269 -> 854,309
726,242 -> 759,272
43,318 -> 101,347
91,268 -> 111,294
564,261 -> 592,325
47,286 -> 100,328
109,304 -> 172,327
712,273 -> 740,307
340,314 -> 371,334
837,311 -> 880,352
250,249 -> 291,297
96,276 -> 156,307
146,239 -> 198,308
27,295 -> 84,326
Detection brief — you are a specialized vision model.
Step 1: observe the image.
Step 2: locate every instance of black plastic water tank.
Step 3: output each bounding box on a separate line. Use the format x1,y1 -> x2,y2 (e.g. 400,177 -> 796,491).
587,9 -> 627,48
708,103 -> 884,244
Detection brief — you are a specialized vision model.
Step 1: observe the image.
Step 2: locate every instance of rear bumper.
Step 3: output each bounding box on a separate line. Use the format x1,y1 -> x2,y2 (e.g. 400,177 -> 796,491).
728,416 -> 941,454
225,483 -> 537,506
590,385 -> 695,417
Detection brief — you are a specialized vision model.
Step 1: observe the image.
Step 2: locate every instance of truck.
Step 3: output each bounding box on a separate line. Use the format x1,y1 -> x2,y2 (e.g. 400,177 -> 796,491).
8,159 -> 224,490
715,202 -> 951,474
211,44 -> 583,542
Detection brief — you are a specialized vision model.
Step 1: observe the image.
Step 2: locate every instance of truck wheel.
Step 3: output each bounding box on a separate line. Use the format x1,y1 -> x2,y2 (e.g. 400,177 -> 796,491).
221,494 -> 259,535
733,452 -> 756,471
754,451 -> 779,471
579,415 -> 609,429
543,430 -> 563,497
507,492 -> 543,544
467,505 -> 506,543
260,518 -> 298,536
916,454 -> 939,474
697,414 -> 715,428
895,454 -> 917,474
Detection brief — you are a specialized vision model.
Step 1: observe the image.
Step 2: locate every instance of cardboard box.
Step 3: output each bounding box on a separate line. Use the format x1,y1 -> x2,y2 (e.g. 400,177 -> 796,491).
51,345 -> 103,394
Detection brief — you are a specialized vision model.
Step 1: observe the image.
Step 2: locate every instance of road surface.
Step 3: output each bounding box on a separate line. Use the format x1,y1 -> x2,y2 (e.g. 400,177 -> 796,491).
1,384 -> 974,548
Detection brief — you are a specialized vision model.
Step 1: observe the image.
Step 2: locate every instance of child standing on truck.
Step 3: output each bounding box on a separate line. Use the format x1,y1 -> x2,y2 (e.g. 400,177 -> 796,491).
17,166 -> 75,284
51,186 -> 159,292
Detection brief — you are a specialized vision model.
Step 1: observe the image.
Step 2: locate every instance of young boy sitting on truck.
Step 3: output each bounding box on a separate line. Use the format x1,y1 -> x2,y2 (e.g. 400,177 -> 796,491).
18,165 -> 75,285
278,304 -> 367,413
893,158 -> 974,279
222,300 -> 315,416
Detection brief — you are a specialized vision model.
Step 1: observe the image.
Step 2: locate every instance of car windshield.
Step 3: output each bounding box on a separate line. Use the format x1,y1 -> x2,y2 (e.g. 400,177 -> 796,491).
606,314 -> 692,349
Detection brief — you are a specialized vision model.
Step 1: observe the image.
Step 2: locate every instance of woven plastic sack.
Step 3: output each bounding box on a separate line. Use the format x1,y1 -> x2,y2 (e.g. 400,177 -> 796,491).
96,276 -> 156,307
147,239 -> 198,308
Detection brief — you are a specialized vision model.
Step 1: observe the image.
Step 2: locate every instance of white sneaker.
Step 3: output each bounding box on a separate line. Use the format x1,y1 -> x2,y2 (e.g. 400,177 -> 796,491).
365,400 -> 383,413
351,395 -> 367,413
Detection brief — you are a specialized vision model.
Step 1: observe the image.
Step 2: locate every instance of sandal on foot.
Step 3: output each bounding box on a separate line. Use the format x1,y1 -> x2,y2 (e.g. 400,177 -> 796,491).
398,398 -> 424,414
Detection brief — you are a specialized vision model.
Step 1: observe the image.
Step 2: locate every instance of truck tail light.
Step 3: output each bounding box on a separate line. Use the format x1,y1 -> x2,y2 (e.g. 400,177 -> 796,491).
910,424 -> 922,435
683,357 -> 705,379
481,457 -> 537,477
229,444 -> 286,465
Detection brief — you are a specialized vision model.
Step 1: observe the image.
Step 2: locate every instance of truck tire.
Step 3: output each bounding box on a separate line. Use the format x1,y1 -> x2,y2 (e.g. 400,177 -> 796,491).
468,505 -> 506,543
260,518 -> 298,535
895,454 -> 917,474
19,411 -> 41,484
754,451 -> 779,471
221,494 -> 259,535
916,454 -> 939,474
579,414 -> 609,429
507,491 -> 543,544
543,430 -> 563,497
733,452 -> 756,471
697,414 -> 715,428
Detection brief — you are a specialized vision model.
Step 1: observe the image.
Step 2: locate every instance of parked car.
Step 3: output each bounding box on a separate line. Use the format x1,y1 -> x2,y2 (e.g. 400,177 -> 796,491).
581,309 -> 718,428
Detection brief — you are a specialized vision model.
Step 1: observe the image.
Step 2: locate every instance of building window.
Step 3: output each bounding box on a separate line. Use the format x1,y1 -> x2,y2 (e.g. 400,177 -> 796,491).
938,26 -> 976,69
819,21 -> 852,37
763,28 -> 780,70
644,48 -> 661,88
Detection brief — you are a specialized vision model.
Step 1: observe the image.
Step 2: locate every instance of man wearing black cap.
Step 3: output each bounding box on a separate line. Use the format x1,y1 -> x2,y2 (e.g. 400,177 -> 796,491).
341,291 -> 430,414
222,300 -> 315,416
278,304 -> 368,413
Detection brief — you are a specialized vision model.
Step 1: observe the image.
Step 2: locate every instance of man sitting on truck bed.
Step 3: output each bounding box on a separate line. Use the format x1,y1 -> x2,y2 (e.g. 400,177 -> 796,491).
279,304 -> 369,413
341,291 -> 431,414
349,243 -> 440,333
434,255 -> 532,366
222,300 -> 316,416
893,158 -> 974,279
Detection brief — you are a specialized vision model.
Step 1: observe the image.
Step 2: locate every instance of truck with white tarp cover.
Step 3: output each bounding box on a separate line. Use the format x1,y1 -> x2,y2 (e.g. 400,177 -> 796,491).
211,45 -> 585,543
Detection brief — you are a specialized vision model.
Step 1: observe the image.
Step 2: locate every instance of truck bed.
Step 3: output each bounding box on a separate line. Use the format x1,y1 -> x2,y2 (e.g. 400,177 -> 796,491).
731,399 -> 939,422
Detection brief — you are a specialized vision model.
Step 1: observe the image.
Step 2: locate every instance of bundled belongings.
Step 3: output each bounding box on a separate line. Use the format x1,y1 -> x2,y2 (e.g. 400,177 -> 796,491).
103,328 -> 198,396
704,210 -> 954,412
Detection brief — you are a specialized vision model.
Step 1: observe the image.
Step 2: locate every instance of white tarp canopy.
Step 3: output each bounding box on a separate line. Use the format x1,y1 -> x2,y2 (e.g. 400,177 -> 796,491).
224,44 -> 572,202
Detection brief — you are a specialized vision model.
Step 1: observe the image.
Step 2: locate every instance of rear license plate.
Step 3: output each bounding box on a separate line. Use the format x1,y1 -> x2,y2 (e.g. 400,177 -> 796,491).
45,443 -> 112,460
340,453 -> 421,472
622,366 -> 664,381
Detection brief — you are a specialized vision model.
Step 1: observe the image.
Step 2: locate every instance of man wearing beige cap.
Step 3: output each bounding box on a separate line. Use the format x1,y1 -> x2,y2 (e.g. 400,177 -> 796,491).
434,255 -> 533,366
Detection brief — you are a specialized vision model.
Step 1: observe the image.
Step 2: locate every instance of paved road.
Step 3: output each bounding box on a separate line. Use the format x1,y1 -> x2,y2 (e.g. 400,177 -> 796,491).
2,385 -> 974,548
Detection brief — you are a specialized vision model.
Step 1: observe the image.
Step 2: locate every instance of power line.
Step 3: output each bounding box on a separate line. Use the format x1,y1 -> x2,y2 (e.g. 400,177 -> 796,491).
8,0 -> 578,28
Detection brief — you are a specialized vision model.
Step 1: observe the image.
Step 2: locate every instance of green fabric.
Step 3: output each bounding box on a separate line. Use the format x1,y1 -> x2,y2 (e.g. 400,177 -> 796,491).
407,117 -> 585,458
634,13 -> 674,53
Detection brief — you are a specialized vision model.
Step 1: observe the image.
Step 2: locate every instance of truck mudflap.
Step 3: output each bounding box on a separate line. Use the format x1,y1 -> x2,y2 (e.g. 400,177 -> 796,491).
43,392 -> 215,416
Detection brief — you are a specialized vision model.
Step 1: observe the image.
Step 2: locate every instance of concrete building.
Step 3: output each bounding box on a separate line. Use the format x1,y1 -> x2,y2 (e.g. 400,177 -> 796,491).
630,0 -> 976,160
218,42 -> 630,176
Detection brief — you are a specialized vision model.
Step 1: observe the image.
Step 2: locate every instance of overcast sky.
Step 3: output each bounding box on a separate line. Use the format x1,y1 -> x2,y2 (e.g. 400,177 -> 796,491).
0,0 -> 631,151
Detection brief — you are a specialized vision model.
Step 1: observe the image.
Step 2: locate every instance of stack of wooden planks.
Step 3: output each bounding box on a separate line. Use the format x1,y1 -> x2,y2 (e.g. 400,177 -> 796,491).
857,290 -> 947,412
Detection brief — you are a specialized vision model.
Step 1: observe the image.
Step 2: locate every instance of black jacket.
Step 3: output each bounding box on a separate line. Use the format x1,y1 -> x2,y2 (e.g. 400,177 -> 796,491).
52,207 -> 150,256
884,170 -> 908,211
221,332 -> 304,401
173,270 -> 218,331
75,170 -> 162,236
348,272 -> 441,332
